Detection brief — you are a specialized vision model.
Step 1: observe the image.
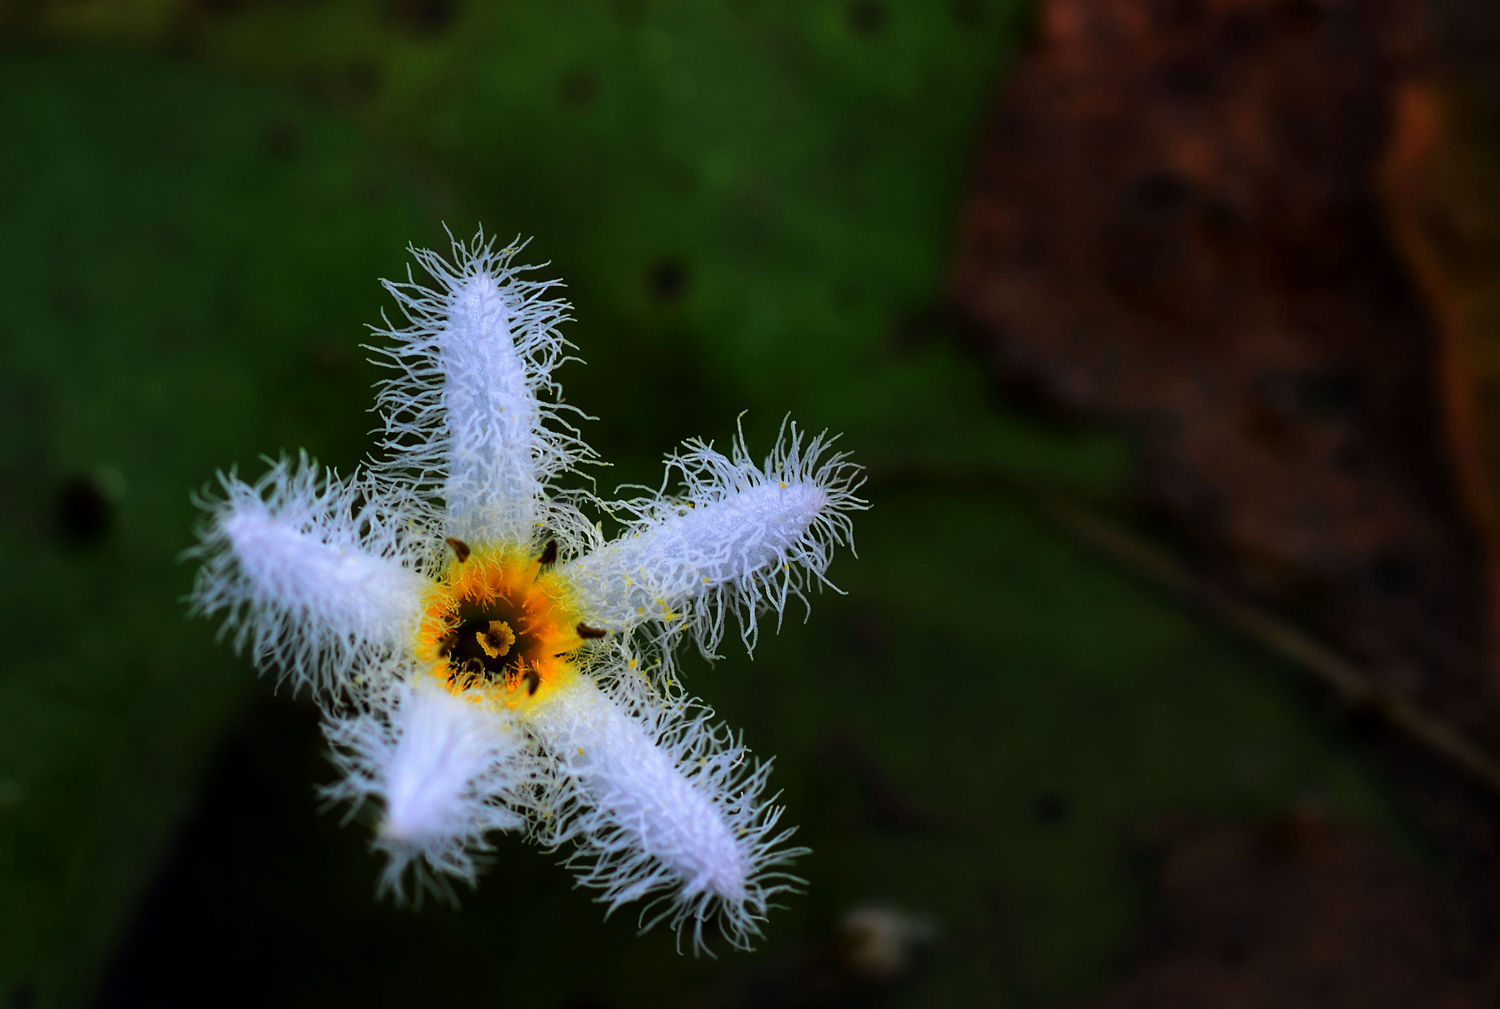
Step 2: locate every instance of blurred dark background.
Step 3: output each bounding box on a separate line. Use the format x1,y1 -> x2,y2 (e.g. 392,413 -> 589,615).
6,0 -> 1500,1006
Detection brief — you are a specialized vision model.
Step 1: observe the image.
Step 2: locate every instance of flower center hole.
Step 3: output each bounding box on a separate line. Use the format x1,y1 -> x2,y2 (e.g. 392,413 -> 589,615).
442,605 -> 537,690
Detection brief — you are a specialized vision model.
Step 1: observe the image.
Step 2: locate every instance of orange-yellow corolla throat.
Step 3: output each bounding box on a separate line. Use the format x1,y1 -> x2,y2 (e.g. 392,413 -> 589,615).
414,541 -> 592,705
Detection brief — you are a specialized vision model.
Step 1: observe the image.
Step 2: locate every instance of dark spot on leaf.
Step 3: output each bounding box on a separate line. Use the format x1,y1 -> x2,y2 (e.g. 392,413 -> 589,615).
1296,370 -> 1363,417
8,980 -> 36,1009
1279,0 -> 1329,24
891,306 -> 952,352
1154,0 -> 1204,29
1158,57 -> 1215,99
54,476 -> 111,546
1202,194 -> 1247,243
948,0 -> 988,28
359,176 -> 390,205
190,0 -> 247,15
1329,686 -> 1393,741
343,60 -> 382,105
847,0 -> 885,35
559,68 -> 599,108
645,257 -> 689,303
1257,370 -> 1362,420
295,62 -> 382,109
1130,170 -> 1191,214
1366,551 -> 1419,597
260,117 -> 303,160
1032,790 -> 1070,825
1218,8 -> 1266,52
384,0 -> 457,35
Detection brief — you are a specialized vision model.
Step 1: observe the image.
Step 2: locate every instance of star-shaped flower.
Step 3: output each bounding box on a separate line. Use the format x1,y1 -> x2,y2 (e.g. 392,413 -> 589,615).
190,231 -> 864,951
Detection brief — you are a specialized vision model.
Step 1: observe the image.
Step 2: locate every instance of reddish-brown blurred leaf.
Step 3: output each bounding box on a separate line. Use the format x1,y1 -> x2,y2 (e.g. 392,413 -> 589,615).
951,0 -> 1500,748
1087,806 -> 1492,1009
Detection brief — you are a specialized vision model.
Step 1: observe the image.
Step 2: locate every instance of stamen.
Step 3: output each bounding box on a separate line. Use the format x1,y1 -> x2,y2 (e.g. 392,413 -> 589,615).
538,539 -> 558,566
576,622 -> 607,639
445,537 -> 472,562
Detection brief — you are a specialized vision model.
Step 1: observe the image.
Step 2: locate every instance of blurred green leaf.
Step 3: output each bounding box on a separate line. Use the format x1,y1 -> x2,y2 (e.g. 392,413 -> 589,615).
0,50 -> 426,1008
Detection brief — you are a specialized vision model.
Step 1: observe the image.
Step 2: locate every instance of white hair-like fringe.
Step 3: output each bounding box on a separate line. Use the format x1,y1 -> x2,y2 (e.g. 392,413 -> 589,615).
188,453 -> 431,698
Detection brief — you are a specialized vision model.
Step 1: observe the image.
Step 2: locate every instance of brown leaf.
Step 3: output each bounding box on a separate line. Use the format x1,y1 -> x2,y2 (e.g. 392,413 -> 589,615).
951,0 -> 1500,744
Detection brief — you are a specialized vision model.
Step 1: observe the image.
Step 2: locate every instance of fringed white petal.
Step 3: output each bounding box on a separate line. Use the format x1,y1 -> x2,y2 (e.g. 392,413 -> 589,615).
525,675 -> 806,953
369,229 -> 592,545
323,677 -> 529,903
562,420 -> 867,656
188,454 -> 429,697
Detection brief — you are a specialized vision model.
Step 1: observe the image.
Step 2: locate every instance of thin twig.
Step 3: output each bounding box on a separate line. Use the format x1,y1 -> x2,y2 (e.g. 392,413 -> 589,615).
1045,492 -> 1500,797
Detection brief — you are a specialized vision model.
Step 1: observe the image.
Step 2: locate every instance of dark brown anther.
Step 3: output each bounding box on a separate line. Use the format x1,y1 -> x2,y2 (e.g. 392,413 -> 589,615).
538,539 -> 558,566
576,622 -> 607,639
523,668 -> 541,695
445,537 -> 472,563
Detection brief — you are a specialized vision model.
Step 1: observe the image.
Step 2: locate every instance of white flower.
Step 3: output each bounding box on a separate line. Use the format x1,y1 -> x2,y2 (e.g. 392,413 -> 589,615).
188,230 -> 865,951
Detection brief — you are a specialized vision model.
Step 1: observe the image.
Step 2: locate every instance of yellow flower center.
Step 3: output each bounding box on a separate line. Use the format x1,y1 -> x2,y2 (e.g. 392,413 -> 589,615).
414,540 -> 589,707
